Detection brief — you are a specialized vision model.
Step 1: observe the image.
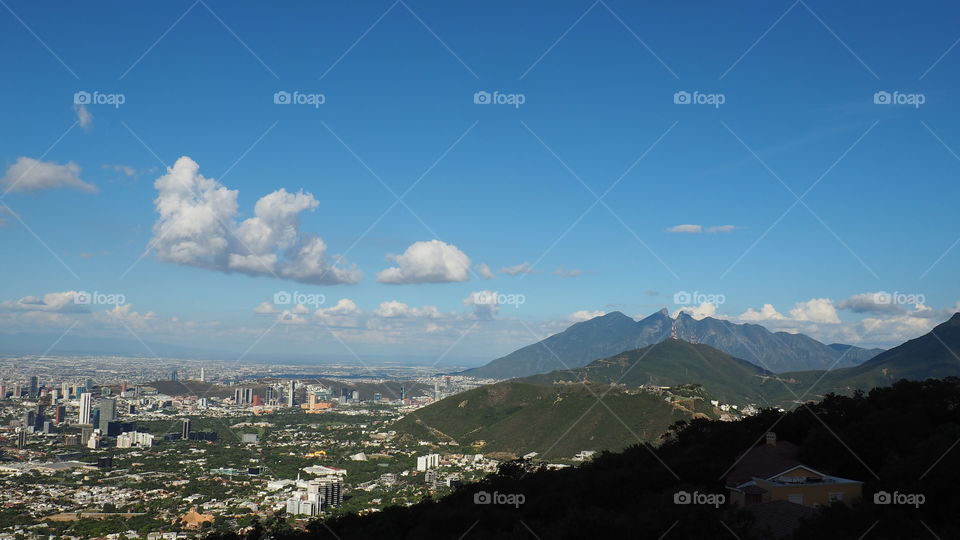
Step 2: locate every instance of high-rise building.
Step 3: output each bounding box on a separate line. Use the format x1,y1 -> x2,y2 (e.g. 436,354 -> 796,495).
199,367 -> 205,382
181,418 -> 192,440
79,392 -> 93,425
170,369 -> 179,382
0,383 -> 6,399
98,399 -> 116,433
54,405 -> 65,424
416,453 -> 440,471
287,380 -> 296,407
28,376 -> 39,398
16,428 -> 26,449
61,382 -> 70,399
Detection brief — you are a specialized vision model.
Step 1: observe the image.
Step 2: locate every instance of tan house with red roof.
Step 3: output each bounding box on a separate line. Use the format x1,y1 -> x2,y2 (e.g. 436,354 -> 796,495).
726,432 -> 862,508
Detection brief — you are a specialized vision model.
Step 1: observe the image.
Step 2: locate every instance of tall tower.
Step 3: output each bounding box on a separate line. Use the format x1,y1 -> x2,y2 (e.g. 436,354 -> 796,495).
98,398 -> 116,433
199,367 -> 205,383
79,392 -> 93,425
181,418 -> 192,440
287,380 -> 296,407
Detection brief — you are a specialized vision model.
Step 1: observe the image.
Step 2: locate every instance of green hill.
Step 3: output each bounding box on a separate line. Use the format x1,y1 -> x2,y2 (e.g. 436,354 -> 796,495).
775,313 -> 960,402
520,338 -> 779,406
395,380 -> 713,458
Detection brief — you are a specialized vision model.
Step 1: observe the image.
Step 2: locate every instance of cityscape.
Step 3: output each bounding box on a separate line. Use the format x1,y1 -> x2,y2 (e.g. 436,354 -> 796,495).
2,1 -> 960,538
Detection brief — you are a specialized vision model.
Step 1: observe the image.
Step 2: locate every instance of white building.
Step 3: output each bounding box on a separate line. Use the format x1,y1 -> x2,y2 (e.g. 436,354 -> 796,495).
79,392 -> 93,425
416,453 -> 440,471
116,431 -> 154,449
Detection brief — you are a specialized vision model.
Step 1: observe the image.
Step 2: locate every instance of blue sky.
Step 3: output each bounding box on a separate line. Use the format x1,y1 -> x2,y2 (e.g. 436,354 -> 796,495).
1,0 -> 959,361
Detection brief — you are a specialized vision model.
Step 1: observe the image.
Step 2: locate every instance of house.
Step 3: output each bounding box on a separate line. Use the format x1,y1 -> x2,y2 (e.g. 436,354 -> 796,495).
726,432 -> 862,508
180,508 -> 214,529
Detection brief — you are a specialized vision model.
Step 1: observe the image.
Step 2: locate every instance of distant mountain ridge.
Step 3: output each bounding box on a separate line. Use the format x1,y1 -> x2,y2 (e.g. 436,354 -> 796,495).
462,310 -> 883,379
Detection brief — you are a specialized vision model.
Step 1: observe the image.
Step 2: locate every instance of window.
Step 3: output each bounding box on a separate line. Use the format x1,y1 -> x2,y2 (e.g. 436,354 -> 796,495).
828,492 -> 843,502
788,494 -> 804,505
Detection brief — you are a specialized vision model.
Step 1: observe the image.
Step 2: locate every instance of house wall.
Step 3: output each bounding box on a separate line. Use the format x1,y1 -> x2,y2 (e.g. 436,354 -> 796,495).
756,479 -> 862,507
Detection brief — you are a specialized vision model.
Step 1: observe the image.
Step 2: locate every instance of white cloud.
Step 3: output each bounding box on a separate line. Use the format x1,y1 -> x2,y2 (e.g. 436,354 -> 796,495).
150,156 -> 361,285
377,239 -> 471,284
738,303 -> 787,322
673,302 -> 718,320
666,224 -> 702,233
789,298 -> 841,323
316,298 -> 362,319
374,300 -> 441,319
568,310 -> 605,323
476,263 -> 495,280
500,262 -> 536,276
0,291 -> 88,313
666,224 -> 737,234
1,157 -> 97,193
253,301 -> 276,315
104,164 -> 137,177
74,104 -> 93,130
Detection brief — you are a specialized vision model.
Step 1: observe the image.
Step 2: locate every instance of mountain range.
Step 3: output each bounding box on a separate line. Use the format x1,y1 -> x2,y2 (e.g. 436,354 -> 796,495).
404,314 -> 960,455
461,309 -> 883,379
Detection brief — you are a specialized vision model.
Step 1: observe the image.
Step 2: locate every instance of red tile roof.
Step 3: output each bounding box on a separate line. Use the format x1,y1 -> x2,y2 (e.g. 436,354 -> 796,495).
725,440 -> 801,487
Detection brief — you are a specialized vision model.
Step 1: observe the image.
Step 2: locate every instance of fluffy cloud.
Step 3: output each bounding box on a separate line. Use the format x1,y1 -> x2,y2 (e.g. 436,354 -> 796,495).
674,302 -> 718,320
568,310 -> 605,323
739,303 -> 787,322
150,157 -> 361,285
75,104 -> 93,130
788,298 -> 841,324
706,225 -> 737,233
1,157 -> 97,193
377,240 -> 471,284
374,300 -> 442,319
666,224 -> 702,234
500,262 -> 536,276
476,263 -> 495,280
0,291 -> 89,313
